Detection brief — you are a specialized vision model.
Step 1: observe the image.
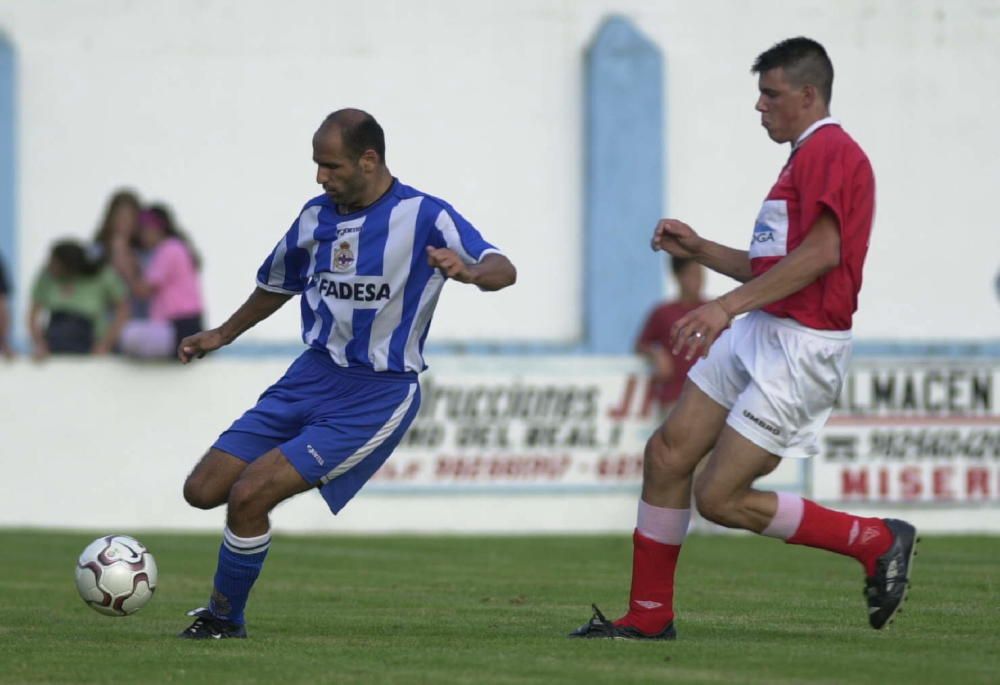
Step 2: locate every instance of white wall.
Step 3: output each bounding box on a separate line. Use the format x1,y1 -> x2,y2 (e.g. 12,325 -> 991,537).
1,0 -> 998,345
1,356 -> 996,534
0,356 -> 656,533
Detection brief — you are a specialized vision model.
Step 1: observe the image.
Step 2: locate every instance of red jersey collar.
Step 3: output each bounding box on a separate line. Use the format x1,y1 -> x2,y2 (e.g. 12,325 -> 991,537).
791,116 -> 840,152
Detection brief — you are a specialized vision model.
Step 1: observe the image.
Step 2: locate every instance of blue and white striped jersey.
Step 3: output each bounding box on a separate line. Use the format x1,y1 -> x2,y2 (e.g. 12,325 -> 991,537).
256,179 -> 501,373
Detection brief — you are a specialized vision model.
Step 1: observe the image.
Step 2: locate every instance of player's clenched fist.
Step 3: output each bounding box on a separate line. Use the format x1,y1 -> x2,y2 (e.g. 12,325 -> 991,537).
178,328 -> 225,364
651,218 -> 703,258
426,246 -> 475,283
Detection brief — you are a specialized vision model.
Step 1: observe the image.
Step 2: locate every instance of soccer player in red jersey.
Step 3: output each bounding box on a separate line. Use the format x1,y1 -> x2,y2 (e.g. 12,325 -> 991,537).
571,37 -> 916,640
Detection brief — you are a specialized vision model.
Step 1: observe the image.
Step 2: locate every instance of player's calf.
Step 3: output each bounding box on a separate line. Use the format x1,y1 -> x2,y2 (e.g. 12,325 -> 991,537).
225,479 -> 273,529
693,481 -> 775,533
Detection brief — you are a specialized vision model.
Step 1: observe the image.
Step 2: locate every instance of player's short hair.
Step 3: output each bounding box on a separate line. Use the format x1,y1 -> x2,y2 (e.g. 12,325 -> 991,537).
752,37 -> 834,106
670,256 -> 696,276
321,109 -> 386,164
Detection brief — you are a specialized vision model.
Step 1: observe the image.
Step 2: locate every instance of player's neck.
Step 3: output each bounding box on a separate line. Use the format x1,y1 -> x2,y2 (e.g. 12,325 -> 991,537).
338,170 -> 394,214
789,110 -> 832,146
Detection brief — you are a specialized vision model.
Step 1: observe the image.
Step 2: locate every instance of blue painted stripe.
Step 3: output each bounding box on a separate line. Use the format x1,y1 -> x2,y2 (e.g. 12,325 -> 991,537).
583,16 -> 665,353
214,338 -> 1000,359
0,37 -> 18,346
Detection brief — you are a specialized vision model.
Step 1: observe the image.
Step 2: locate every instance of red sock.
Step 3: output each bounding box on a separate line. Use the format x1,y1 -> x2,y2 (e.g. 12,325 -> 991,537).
787,499 -> 892,576
615,530 -> 680,634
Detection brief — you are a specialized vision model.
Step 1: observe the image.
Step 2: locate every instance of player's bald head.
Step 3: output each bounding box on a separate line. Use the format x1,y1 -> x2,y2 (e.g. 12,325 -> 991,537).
316,108 -> 386,163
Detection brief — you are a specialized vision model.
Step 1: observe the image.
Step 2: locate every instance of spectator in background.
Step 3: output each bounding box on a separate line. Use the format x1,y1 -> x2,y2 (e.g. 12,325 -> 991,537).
120,205 -> 204,358
0,251 -> 13,359
635,256 -> 708,412
91,189 -> 149,319
92,189 -> 141,258
28,240 -> 129,359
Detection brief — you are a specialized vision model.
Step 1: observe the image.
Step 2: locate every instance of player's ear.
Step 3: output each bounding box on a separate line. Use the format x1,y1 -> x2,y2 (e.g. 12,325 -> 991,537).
801,83 -> 818,110
359,149 -> 378,173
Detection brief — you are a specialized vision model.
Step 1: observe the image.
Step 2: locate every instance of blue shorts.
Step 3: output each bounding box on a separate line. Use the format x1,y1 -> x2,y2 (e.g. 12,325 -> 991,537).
213,348 -> 421,514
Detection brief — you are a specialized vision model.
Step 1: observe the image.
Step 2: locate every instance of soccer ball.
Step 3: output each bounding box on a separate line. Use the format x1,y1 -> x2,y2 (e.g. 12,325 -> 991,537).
75,535 -> 158,616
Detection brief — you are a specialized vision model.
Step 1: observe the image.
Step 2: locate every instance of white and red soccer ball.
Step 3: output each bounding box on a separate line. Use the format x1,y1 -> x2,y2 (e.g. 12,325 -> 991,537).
75,535 -> 158,616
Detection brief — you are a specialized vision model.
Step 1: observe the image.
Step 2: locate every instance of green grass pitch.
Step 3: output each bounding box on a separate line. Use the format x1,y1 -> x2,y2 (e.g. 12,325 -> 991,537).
0,530 -> 996,684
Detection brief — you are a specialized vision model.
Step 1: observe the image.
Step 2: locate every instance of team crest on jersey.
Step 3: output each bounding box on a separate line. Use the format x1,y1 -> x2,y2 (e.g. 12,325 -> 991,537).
334,241 -> 355,271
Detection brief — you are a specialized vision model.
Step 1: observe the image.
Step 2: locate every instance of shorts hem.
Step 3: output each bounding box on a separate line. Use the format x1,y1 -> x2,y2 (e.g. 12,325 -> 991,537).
688,368 -> 733,410
212,434 -> 270,463
725,414 -> 810,460
756,310 -> 852,341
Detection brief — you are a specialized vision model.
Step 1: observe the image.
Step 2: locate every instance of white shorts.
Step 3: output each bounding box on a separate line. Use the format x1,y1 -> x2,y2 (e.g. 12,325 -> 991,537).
687,310 -> 851,459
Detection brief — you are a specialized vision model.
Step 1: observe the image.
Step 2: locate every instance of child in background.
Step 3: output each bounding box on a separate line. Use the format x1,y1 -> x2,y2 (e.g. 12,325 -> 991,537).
91,189 -> 149,317
120,205 -> 204,358
28,240 -> 129,359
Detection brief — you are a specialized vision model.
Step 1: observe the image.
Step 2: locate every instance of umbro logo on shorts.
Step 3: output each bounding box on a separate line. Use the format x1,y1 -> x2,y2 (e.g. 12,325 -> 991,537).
742,409 -> 781,436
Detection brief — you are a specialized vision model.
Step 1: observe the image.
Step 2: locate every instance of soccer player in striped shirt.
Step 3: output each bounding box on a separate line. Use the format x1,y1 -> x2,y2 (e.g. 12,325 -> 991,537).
176,109 -> 516,639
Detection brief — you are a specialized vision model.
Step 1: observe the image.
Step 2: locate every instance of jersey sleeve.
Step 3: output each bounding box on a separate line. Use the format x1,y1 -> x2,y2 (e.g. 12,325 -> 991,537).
429,205 -> 501,265
256,212 -> 313,294
793,136 -> 846,236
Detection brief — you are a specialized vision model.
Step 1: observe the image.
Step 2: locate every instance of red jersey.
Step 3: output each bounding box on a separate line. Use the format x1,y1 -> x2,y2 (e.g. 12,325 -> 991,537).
750,120 -> 875,330
637,299 -> 706,405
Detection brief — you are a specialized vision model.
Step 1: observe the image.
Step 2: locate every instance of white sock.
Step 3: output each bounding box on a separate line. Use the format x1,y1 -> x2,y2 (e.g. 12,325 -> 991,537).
636,500 -> 691,545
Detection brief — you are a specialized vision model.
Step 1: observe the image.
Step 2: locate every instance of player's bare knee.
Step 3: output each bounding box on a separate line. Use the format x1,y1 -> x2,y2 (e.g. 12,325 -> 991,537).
693,480 -> 738,527
183,475 -> 220,510
226,479 -> 271,522
226,480 -> 254,515
642,426 -> 690,482
694,493 -> 734,527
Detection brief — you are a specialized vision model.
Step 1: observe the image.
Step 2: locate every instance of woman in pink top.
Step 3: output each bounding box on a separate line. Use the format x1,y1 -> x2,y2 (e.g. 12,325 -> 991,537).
121,205 -> 205,358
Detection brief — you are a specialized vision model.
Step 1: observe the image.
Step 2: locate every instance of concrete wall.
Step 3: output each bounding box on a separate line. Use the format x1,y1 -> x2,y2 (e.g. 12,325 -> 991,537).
2,355 -> 667,534
0,0 -> 998,346
1,354 -> 997,534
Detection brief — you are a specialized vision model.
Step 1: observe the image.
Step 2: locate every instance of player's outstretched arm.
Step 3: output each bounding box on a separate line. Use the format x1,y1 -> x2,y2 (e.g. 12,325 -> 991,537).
426,248 -> 517,292
178,287 -> 292,363
651,219 -> 753,283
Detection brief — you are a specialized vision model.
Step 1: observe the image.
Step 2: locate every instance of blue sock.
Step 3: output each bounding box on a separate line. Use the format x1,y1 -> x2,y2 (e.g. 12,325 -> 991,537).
208,527 -> 271,625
